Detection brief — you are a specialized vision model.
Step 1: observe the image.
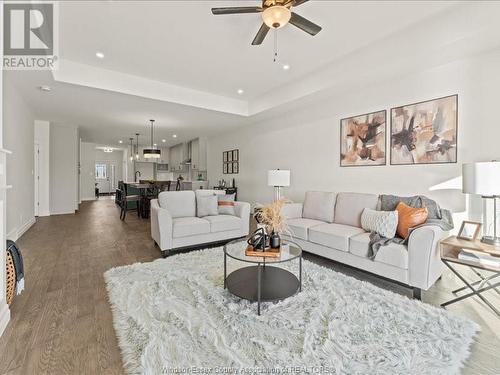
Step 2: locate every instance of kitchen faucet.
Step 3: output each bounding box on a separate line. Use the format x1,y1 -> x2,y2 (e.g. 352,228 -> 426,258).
135,171 -> 141,182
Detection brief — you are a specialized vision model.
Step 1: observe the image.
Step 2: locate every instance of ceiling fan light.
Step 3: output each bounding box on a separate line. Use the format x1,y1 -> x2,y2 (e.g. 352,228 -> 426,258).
262,6 -> 291,29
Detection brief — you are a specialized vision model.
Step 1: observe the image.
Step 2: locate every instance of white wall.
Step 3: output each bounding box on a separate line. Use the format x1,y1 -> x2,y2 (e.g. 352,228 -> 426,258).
208,52 -> 500,218
49,124 -> 78,215
3,79 -> 35,240
80,142 -> 96,200
34,121 -> 50,216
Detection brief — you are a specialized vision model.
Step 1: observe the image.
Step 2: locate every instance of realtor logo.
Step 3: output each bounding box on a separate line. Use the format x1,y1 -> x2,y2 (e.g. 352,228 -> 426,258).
3,2 -> 58,70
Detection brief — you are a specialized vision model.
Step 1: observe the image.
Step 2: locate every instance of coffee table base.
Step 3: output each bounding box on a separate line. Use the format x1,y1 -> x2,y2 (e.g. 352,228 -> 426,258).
226,265 -> 300,315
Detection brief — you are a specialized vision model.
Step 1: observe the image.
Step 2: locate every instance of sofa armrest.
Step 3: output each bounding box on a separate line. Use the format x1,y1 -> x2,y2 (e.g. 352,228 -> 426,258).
234,201 -> 251,236
150,199 -> 173,251
281,203 -> 303,219
408,225 -> 448,290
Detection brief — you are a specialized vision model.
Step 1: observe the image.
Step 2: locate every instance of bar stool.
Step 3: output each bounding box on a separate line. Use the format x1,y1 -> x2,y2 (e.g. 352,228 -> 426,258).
120,184 -> 141,221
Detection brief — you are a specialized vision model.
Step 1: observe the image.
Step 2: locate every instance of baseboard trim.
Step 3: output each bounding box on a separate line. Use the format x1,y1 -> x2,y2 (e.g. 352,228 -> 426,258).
0,301 -> 10,338
17,217 -> 36,239
6,216 -> 36,241
49,210 -> 76,216
81,197 -> 96,201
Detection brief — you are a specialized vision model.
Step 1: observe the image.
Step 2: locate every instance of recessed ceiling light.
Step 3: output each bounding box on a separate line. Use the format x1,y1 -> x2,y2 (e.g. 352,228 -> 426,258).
96,51 -> 105,59
153,143 -> 157,147
283,64 -> 290,70
118,140 -> 123,144
38,85 -> 51,92
172,134 -> 177,138
237,89 -> 244,95
162,139 -> 166,143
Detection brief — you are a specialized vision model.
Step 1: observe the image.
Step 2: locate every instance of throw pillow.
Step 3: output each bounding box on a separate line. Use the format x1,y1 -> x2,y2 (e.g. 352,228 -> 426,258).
361,208 -> 399,239
302,191 -> 336,223
196,195 -> 218,218
396,202 -> 428,239
218,194 -> 236,215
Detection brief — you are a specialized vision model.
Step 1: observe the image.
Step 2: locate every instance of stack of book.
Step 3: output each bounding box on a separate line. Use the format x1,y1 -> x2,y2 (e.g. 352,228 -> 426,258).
458,249 -> 500,268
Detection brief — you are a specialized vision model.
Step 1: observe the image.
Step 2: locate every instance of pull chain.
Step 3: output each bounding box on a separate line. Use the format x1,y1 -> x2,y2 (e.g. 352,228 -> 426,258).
273,28 -> 278,63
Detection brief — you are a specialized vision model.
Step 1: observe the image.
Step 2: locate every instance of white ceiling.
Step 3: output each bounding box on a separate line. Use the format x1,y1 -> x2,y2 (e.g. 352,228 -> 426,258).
58,0 -> 456,99
7,1 -> 500,146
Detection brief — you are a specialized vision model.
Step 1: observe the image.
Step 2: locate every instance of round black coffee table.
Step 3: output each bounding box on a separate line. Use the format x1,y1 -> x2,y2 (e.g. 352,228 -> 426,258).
223,239 -> 302,315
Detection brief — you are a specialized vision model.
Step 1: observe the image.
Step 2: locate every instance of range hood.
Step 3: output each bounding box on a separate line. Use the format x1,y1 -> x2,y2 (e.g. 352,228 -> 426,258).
182,141 -> 192,165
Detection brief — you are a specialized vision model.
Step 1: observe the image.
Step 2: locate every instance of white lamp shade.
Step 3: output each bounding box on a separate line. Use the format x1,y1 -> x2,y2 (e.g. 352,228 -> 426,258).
462,162 -> 500,196
268,170 -> 290,187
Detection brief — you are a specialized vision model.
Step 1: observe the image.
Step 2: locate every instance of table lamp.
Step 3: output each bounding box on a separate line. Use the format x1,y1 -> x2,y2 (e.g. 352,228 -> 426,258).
462,161 -> 500,246
267,169 -> 290,201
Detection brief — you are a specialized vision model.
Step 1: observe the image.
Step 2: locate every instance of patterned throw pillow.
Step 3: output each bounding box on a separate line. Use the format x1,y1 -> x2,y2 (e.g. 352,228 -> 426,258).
396,202 -> 428,239
361,208 -> 399,239
196,195 -> 218,218
218,194 -> 236,215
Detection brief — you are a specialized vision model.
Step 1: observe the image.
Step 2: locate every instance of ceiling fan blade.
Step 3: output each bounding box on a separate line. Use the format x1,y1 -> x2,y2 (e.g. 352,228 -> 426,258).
252,23 -> 270,45
289,12 -> 322,36
211,7 -> 262,15
292,0 -> 309,7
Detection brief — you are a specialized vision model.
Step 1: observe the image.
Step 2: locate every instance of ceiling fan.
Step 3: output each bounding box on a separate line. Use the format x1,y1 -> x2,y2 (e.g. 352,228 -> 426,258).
211,0 -> 322,45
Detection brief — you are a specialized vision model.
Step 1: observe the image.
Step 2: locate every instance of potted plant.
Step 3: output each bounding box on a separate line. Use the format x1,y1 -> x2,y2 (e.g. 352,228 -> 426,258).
255,199 -> 289,249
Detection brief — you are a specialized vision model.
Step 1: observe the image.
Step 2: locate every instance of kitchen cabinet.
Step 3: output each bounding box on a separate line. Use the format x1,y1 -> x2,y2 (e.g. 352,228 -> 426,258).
169,143 -> 187,172
190,137 -> 207,171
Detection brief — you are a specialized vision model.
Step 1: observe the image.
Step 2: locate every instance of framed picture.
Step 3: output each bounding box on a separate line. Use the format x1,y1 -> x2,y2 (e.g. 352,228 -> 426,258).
391,95 -> 458,165
228,151 -> 233,162
340,110 -> 387,167
223,163 -> 228,174
223,151 -> 228,162
457,221 -> 482,241
233,149 -> 239,161
228,162 -> 233,174
233,162 -> 239,174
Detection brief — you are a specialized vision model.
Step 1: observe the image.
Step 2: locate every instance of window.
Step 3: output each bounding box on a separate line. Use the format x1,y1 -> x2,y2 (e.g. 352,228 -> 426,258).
95,163 -> 107,179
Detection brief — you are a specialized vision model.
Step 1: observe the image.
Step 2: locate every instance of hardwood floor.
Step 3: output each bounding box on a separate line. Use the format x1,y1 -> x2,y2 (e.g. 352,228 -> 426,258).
0,198 -> 499,374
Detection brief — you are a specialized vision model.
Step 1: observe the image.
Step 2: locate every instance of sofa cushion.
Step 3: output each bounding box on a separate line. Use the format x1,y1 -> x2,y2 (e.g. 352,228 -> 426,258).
204,215 -> 241,233
217,194 -> 236,216
303,191 -> 336,223
172,217 -> 210,238
396,202 -> 428,239
361,208 -> 399,239
159,191 -> 196,218
349,232 -> 408,269
309,223 -> 365,252
287,218 -> 325,240
334,192 -> 379,227
196,195 -> 218,217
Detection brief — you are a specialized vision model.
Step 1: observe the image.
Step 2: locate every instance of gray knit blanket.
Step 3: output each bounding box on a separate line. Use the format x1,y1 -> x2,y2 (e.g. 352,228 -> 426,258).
368,195 -> 454,259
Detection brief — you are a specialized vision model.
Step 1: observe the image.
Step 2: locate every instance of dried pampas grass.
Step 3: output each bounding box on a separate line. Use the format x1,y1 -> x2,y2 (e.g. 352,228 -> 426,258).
255,199 -> 290,234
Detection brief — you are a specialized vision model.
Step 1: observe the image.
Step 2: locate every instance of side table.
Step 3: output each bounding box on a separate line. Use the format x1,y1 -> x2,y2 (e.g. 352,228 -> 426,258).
440,236 -> 500,317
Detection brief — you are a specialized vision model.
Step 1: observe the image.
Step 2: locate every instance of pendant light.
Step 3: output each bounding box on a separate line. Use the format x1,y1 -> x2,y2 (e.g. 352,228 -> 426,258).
129,138 -> 134,161
135,133 -> 140,160
143,119 -> 161,159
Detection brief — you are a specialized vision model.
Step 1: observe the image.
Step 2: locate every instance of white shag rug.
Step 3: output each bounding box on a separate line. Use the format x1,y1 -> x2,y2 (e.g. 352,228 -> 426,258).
104,247 -> 479,375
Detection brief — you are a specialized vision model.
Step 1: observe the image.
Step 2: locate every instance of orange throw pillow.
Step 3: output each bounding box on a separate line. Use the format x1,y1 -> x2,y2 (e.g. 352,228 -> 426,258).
396,202 -> 428,239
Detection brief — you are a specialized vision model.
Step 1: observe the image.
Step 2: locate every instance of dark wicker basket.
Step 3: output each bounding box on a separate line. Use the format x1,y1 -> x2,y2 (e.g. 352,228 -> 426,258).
6,251 -> 16,305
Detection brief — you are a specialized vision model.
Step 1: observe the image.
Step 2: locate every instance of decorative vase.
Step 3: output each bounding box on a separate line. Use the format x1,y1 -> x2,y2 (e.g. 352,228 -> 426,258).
270,232 -> 281,249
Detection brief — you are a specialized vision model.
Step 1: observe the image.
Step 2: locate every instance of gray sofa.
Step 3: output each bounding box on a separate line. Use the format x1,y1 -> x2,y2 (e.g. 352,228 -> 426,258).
282,191 -> 448,298
151,190 -> 250,256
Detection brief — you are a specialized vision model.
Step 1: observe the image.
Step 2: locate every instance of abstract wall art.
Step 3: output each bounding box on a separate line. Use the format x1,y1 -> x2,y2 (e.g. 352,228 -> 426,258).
390,95 -> 457,165
340,110 -> 387,167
